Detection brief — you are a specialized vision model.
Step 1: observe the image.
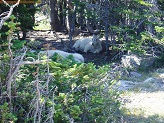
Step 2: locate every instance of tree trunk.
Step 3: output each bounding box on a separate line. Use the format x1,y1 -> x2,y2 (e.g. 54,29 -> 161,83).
50,0 -> 61,31
105,22 -> 109,55
59,4 -> 63,26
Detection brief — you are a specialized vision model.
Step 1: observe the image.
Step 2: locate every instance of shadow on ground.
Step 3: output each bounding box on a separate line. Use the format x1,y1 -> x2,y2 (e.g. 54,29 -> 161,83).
122,113 -> 164,123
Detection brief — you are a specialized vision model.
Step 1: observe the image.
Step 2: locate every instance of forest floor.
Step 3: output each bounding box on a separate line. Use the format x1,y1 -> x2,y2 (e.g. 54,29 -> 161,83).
26,30 -> 164,123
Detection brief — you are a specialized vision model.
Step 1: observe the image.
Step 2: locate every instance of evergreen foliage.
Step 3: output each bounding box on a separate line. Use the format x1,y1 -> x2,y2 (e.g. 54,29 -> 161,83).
0,0 -> 164,122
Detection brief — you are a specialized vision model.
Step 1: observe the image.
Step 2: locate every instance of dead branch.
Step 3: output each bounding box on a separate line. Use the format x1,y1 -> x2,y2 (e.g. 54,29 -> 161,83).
25,55 -> 54,123
19,59 -> 51,65
4,46 -> 50,107
0,0 -> 20,30
6,47 -> 27,105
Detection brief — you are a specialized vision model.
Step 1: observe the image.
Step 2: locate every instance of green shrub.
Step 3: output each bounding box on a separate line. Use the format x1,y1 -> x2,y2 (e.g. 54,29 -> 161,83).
153,54 -> 164,68
9,54 -> 121,123
0,103 -> 17,123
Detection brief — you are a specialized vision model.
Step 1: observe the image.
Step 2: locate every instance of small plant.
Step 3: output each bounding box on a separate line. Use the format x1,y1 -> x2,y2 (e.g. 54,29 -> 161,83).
11,39 -> 26,50
153,54 -> 164,68
10,53 -> 121,122
26,40 -> 42,49
0,103 -> 17,122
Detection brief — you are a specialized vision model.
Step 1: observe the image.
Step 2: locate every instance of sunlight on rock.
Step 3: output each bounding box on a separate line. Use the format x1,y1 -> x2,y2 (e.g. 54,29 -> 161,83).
159,73 -> 164,79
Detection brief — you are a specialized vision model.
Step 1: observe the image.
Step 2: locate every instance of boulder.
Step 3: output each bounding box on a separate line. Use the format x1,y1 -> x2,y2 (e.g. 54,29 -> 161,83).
121,54 -> 156,70
121,54 -> 140,70
113,80 -> 136,91
130,71 -> 142,78
140,54 -> 156,68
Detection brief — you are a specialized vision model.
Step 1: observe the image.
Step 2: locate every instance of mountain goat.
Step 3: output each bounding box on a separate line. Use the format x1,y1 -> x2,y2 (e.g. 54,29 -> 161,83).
73,34 -> 102,53
39,50 -> 84,63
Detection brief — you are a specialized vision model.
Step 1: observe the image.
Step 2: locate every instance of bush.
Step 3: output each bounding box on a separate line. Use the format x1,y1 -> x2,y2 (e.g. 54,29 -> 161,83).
0,53 -> 121,123
0,103 -> 17,123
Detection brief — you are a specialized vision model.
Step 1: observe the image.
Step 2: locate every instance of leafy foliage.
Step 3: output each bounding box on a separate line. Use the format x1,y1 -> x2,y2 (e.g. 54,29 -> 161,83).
0,15 -> 18,52
0,4 -> 36,40
0,103 -> 17,123
0,50 -> 121,122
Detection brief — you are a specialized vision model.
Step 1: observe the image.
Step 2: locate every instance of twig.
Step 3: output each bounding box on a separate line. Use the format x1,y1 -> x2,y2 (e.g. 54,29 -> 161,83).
0,0 -> 20,30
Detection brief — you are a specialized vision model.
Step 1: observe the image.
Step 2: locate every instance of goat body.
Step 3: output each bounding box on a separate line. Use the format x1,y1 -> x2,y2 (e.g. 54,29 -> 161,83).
39,50 -> 84,63
73,35 -> 102,53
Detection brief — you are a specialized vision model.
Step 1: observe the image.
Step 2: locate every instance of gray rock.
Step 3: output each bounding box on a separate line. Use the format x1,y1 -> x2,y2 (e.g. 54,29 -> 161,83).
113,80 -> 136,91
159,73 -> 164,79
143,77 -> 155,83
130,71 -> 142,78
29,50 -> 36,53
121,54 -> 157,70
121,54 -> 141,70
140,55 -> 156,68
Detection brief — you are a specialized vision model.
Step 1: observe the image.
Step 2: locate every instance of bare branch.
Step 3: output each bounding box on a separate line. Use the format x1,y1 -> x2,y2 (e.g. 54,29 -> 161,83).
19,59 -> 51,66
2,0 -> 10,6
86,22 -> 100,34
0,0 -> 20,30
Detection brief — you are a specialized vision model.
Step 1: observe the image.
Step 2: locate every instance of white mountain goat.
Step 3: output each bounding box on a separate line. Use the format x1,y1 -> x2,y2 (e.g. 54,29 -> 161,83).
73,34 -> 102,53
39,50 -> 84,63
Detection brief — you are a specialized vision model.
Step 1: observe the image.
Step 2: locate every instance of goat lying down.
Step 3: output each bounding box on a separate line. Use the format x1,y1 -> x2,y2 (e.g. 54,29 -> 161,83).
39,50 -> 84,63
73,34 -> 102,53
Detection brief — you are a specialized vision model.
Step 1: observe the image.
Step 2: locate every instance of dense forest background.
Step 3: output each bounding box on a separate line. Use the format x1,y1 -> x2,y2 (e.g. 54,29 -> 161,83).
0,0 -> 164,122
